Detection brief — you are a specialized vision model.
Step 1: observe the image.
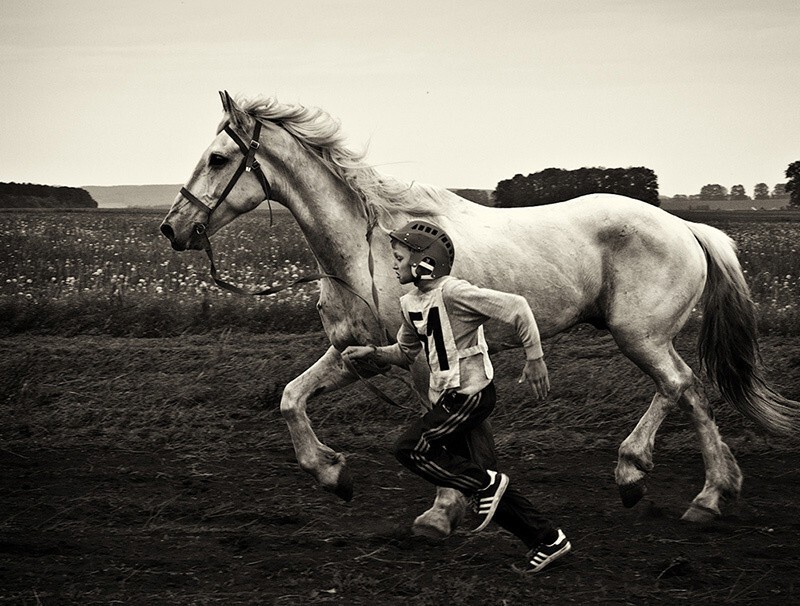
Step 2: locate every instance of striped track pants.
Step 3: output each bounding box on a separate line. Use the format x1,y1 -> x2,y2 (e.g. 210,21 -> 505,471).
393,383 -> 496,494
393,381 -> 558,546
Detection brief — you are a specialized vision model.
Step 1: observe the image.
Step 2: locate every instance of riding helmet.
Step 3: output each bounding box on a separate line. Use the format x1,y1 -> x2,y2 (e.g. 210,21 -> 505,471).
389,220 -> 455,280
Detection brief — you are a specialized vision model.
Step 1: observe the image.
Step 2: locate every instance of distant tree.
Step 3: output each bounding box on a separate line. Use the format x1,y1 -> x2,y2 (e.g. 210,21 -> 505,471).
786,161 -> 800,207
0,182 -> 97,209
729,184 -> 749,200
699,184 -> 728,200
494,166 -> 659,208
753,183 -> 770,200
772,183 -> 788,198
672,194 -> 688,199
494,173 -> 530,208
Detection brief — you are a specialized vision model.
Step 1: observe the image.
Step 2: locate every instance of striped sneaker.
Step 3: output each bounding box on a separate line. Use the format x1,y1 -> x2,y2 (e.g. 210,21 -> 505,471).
473,470 -> 509,532
528,528 -> 571,572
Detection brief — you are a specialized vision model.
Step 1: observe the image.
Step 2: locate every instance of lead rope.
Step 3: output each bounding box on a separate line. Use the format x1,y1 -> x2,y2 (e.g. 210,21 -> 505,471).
198,230 -> 410,411
200,231 -> 371,304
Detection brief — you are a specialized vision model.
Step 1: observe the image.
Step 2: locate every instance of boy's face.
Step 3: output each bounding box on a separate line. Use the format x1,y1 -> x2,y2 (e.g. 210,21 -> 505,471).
391,241 -> 415,284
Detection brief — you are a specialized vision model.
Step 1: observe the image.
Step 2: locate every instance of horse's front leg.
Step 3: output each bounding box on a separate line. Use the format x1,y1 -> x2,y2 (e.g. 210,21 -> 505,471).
280,346 -> 358,501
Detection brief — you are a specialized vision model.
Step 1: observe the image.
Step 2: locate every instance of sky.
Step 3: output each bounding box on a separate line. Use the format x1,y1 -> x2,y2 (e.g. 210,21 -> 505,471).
1,0 -> 798,197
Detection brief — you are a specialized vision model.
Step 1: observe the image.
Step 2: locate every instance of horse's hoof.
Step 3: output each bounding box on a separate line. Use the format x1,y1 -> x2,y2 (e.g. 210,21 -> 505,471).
619,480 -> 647,508
411,520 -> 449,539
412,511 -> 452,538
681,503 -> 720,523
331,465 -> 354,502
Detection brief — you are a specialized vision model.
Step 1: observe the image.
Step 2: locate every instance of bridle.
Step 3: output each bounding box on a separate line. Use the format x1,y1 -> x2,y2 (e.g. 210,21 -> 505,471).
180,120 -> 273,235
175,118 -> 406,410
177,119 -> 370,303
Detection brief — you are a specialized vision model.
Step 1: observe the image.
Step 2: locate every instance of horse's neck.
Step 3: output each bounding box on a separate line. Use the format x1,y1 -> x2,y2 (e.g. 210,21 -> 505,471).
279,159 -> 371,284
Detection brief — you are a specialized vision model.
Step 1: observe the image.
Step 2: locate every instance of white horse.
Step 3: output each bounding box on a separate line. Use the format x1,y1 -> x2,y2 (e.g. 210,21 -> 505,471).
161,92 -> 800,536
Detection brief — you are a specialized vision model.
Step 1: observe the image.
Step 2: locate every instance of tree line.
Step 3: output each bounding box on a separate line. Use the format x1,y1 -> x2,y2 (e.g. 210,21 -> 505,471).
676,182 -> 788,201
494,167 -> 659,208
491,161 -> 800,208
0,182 -> 97,209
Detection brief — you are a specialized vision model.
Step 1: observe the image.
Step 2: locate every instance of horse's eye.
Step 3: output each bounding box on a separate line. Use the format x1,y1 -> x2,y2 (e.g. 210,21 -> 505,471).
209,153 -> 228,167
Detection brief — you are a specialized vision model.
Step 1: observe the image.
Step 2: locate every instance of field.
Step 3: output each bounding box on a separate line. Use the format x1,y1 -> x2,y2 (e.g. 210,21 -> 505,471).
2,208 -> 800,604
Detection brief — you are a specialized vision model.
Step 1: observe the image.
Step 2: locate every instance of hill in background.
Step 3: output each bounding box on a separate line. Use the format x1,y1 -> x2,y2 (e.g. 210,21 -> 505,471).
84,184 -> 181,209
84,185 -> 497,209
21,183 -> 790,212
450,188 -> 493,206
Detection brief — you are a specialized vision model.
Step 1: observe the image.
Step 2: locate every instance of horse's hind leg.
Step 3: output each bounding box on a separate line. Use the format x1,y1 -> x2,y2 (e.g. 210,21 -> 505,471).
614,341 -> 693,508
615,391 -> 675,508
678,376 -> 743,522
614,341 -> 743,521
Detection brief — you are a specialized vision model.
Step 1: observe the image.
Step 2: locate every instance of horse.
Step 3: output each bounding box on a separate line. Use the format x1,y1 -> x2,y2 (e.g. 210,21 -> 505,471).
160,91 -> 800,537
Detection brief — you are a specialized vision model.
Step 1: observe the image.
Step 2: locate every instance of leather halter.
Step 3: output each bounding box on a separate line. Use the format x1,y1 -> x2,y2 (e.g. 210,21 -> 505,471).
180,120 -> 272,233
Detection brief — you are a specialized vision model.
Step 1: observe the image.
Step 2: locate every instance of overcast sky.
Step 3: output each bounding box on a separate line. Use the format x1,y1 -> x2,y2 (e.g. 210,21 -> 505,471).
1,0 -> 798,196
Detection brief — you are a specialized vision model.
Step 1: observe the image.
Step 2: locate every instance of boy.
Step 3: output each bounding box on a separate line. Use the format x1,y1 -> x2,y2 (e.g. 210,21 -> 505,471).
342,220 -> 571,573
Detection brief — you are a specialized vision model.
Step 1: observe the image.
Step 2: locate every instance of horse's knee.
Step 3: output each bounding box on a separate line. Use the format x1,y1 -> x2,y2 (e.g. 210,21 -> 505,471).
280,398 -> 299,422
280,379 -> 308,422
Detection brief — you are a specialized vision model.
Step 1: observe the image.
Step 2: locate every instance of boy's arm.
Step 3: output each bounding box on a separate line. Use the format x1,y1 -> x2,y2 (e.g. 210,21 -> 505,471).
341,316 -> 421,368
341,343 -> 414,367
450,281 -> 544,358
451,281 -> 550,399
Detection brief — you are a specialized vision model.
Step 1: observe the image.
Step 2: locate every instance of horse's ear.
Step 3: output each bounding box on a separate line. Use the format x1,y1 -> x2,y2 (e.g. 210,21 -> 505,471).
220,90 -> 238,113
219,90 -> 245,127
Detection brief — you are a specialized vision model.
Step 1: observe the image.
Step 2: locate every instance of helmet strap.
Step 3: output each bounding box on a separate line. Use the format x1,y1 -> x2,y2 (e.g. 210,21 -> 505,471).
413,258 -> 436,280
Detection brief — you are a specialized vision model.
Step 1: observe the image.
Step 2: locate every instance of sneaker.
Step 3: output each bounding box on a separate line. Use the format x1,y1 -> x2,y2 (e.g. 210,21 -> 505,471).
528,528 -> 571,573
473,470 -> 509,532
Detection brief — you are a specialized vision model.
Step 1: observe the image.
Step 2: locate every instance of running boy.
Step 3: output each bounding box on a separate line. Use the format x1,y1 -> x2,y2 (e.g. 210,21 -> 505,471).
342,220 -> 571,573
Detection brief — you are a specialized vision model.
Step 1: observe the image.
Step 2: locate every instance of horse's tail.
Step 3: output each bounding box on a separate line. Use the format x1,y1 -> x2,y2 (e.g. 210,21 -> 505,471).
686,221 -> 800,435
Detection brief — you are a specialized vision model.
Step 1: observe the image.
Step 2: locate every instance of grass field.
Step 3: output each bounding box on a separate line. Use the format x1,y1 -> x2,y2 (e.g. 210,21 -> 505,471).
2,206 -> 800,604
0,208 -> 321,336
2,207 -> 800,337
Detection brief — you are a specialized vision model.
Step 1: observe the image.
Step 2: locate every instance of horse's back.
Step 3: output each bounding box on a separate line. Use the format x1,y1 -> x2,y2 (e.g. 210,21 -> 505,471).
494,193 -> 687,231
451,193 -> 708,339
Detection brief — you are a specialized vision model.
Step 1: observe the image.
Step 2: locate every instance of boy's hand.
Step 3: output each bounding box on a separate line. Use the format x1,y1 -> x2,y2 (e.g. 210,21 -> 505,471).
519,357 -> 550,399
341,345 -> 378,362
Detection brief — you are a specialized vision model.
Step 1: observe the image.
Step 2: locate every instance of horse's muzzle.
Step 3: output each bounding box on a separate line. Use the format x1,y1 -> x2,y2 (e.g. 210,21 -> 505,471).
160,222 -> 187,251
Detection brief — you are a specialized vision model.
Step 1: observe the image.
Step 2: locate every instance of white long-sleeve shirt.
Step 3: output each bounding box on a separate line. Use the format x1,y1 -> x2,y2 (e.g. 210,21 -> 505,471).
381,276 -> 544,402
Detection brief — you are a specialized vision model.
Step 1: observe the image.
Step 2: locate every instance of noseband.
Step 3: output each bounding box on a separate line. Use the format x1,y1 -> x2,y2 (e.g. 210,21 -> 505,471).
180,120 -> 273,234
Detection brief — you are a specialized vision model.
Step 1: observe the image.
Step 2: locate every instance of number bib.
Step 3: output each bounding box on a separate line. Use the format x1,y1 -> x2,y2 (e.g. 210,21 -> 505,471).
401,283 -> 492,393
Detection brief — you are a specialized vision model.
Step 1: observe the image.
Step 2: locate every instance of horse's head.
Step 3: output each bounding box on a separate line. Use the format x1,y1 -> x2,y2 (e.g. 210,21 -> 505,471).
160,91 -> 280,251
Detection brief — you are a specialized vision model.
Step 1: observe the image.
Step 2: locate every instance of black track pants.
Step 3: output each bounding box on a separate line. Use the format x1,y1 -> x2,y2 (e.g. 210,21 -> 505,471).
393,382 -> 557,547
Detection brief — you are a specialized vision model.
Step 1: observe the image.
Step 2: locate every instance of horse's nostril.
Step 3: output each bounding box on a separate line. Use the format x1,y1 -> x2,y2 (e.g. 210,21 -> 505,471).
160,223 -> 175,241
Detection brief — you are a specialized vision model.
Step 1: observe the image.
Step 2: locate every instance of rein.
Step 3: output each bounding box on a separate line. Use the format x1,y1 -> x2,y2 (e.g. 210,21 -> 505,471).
197,229 -> 377,315
179,119 -> 408,411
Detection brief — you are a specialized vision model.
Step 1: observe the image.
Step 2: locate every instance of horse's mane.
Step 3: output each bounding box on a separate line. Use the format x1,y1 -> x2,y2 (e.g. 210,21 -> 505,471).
234,96 -> 458,226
